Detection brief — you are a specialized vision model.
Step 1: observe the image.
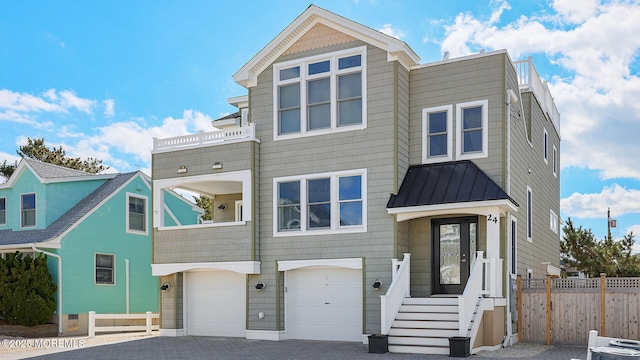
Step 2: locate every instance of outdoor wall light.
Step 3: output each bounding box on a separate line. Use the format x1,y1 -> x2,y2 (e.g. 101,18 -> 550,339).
372,279 -> 382,290
160,283 -> 171,291
212,162 -> 223,170
218,203 -> 227,211
177,165 -> 188,174
255,281 -> 265,290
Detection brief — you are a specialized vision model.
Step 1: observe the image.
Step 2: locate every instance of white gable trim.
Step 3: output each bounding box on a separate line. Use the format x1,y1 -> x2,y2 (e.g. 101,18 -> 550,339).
233,5 -> 419,88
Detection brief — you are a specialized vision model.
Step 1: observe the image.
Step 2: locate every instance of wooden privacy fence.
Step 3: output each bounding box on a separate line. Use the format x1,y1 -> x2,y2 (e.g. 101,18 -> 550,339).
518,275 -> 640,345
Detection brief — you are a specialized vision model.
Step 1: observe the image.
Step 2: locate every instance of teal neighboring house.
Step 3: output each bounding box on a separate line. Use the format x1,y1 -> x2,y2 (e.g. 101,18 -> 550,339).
0,158 -> 202,335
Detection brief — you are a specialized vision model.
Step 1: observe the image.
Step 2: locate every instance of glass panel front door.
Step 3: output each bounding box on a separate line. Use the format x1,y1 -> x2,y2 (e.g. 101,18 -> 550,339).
432,217 -> 477,294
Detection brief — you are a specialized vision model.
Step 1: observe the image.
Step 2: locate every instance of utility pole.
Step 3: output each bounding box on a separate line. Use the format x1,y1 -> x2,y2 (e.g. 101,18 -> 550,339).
607,207 -> 611,240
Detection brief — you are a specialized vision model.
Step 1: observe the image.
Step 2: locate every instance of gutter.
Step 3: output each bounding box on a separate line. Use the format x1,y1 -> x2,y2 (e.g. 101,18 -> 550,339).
32,246 -> 62,334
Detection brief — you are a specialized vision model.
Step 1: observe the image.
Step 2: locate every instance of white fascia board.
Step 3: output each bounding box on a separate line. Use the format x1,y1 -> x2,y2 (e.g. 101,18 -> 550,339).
387,199 -> 518,222
277,257 -> 363,271
233,5 -> 419,88
0,242 -> 61,251
152,261 -> 261,276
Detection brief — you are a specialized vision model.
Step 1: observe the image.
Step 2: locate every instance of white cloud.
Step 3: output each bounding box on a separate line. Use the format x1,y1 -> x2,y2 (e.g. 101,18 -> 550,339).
561,184 -> 640,219
438,1 -> 640,180
0,89 -> 94,114
379,24 -> 405,39
103,99 -> 115,117
66,110 -> 216,171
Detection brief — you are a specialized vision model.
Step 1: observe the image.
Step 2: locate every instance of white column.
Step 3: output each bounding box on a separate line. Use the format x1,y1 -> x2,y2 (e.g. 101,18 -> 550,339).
485,209 -> 502,297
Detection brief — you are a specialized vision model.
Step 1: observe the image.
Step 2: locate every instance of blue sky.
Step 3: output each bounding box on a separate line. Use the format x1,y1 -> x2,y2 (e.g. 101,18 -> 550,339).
2,0 -> 640,246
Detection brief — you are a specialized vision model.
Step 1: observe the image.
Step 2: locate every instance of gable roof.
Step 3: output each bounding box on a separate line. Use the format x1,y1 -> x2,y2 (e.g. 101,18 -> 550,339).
387,160 -> 518,209
1,158 -> 115,189
233,4 -> 420,88
0,172 -> 140,249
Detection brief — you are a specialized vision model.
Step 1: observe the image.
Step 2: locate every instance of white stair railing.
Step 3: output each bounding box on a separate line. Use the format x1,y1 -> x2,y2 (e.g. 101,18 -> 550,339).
380,253 -> 411,335
458,251 -> 489,336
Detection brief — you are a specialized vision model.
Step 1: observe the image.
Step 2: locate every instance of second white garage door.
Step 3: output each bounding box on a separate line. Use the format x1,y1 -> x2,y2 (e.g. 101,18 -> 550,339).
286,267 -> 362,342
186,270 -> 246,337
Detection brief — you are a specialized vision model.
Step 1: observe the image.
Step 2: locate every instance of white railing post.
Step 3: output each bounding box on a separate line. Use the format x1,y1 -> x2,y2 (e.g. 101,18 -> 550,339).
380,253 -> 411,335
88,311 -> 96,338
145,311 -> 152,335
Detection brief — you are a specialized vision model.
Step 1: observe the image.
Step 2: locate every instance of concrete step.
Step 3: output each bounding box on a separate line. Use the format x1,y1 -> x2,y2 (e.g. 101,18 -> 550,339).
388,335 -> 450,347
388,328 -> 458,338
389,345 -> 450,355
392,320 -> 458,329
395,311 -> 458,321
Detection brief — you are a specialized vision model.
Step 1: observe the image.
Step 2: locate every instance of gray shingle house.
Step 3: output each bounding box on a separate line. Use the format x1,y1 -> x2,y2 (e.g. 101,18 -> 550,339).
151,5 -> 560,354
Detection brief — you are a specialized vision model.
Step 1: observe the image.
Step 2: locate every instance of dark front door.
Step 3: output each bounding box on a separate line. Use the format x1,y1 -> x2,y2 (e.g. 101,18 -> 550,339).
432,217 -> 477,294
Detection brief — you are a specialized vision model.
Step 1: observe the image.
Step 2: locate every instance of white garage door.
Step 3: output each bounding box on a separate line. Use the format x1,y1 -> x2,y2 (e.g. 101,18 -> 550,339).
286,267 -> 362,342
186,271 -> 246,337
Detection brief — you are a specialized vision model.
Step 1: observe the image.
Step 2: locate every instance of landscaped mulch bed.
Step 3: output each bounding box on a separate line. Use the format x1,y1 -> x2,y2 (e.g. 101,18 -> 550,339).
0,319 -> 58,338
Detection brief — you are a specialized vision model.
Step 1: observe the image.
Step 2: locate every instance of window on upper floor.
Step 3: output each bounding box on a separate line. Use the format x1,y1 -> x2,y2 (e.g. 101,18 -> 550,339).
95,253 -> 115,285
274,169 -> 367,236
0,197 -> 5,225
21,193 -> 36,228
543,128 -> 549,163
553,145 -> 558,177
422,105 -> 453,163
273,47 -> 366,140
511,217 -> 518,275
550,209 -> 558,234
527,186 -> 533,242
127,193 -> 147,234
456,100 -> 488,160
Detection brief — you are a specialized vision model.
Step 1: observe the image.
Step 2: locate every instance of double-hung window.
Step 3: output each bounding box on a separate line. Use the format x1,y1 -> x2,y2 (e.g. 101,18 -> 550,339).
127,193 -> 147,234
543,128 -> 549,163
456,100 -> 488,160
95,253 -> 115,285
422,105 -> 453,163
275,169 -> 366,235
21,193 -> 36,228
527,186 -> 533,242
0,197 -> 5,225
553,145 -> 558,177
274,47 -> 366,139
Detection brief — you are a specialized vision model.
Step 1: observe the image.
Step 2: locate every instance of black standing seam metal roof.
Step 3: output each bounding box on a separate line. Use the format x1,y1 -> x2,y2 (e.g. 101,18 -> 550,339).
387,160 -> 518,208
0,172 -> 139,247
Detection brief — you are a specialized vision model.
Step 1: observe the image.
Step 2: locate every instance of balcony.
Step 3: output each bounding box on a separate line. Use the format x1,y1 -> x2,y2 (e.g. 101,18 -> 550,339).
152,123 -> 257,153
514,57 -> 561,133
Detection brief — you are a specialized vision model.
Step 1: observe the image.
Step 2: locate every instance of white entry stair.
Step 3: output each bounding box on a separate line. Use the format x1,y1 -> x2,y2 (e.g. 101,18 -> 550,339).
388,297 -> 477,355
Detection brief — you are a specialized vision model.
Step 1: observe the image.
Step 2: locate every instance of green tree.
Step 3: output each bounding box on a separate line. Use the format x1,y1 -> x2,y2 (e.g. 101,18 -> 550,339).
0,138 -> 108,181
194,195 -> 212,221
561,218 -> 640,277
0,252 -> 57,326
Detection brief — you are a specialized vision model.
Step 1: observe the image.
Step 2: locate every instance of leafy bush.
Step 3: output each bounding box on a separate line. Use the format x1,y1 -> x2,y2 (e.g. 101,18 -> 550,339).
0,252 -> 57,326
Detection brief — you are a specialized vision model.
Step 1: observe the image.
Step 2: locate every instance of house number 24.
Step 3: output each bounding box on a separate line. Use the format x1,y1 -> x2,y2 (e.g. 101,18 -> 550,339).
487,214 -> 498,223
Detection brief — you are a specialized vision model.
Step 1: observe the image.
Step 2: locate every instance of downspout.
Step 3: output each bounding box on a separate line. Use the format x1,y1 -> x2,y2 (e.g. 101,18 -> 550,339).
125,258 -> 130,314
503,90 -> 513,347
32,246 -> 62,334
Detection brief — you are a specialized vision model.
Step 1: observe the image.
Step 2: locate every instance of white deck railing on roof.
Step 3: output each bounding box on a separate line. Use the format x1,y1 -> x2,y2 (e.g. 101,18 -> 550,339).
514,57 -> 561,133
153,123 -> 256,152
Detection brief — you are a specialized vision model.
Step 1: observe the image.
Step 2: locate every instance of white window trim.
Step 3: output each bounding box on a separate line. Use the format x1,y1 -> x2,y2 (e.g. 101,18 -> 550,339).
273,169 -> 367,237
126,192 -> 149,235
20,192 -> 36,229
0,196 -> 6,226
95,252 -> 116,286
272,46 -> 367,141
511,216 -> 518,275
550,209 -> 558,234
543,128 -> 549,164
422,105 -> 453,164
456,99 -> 489,160
552,145 -> 558,177
526,186 -> 533,243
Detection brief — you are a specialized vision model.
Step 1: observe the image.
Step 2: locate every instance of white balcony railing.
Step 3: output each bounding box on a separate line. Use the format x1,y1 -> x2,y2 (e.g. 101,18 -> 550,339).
514,57 -> 561,133
380,253 -> 411,335
152,123 -> 257,152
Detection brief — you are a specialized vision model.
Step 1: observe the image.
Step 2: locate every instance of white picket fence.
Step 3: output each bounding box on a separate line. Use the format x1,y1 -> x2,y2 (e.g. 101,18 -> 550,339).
88,311 -> 159,337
